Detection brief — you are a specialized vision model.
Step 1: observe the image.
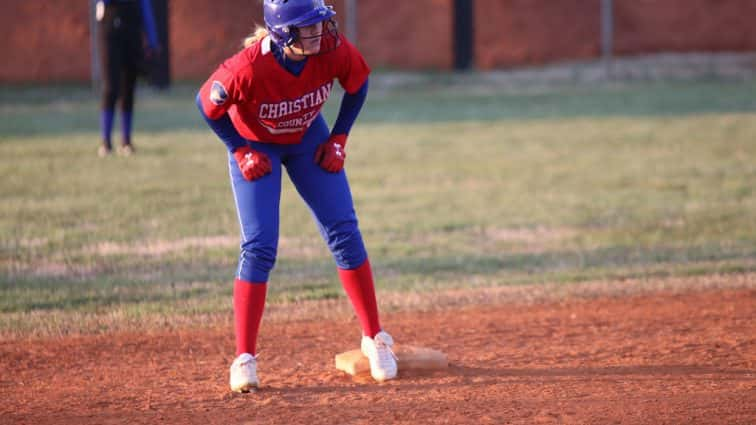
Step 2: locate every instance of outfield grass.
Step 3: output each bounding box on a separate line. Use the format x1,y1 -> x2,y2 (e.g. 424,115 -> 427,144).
1,77 -> 755,335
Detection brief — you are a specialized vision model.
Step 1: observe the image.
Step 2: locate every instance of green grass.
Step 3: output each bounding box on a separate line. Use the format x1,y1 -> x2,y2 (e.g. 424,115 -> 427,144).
1,76 -> 756,334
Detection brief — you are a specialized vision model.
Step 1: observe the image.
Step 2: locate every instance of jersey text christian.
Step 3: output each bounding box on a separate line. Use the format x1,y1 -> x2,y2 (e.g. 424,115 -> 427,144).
258,82 -> 333,133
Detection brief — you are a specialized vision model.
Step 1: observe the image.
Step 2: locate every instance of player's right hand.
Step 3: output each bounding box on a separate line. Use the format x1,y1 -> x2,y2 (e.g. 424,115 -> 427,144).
233,146 -> 272,181
315,134 -> 347,173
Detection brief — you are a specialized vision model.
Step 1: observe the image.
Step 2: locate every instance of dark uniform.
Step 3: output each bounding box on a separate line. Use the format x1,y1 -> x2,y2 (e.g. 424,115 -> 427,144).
96,0 -> 158,156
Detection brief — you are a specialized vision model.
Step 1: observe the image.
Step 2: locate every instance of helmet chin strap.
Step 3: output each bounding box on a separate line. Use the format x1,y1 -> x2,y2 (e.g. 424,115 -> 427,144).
284,44 -> 310,60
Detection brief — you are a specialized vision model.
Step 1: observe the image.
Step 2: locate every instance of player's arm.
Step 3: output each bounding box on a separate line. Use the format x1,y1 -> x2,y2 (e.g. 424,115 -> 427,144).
197,60 -> 249,152
333,34 -> 370,136
197,66 -> 271,181
332,79 -> 368,136
316,36 -> 371,172
140,0 -> 159,49
195,93 -> 248,153
315,79 -> 368,172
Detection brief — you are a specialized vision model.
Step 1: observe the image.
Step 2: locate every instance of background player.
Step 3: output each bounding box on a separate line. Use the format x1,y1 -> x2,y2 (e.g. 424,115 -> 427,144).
196,0 -> 398,392
96,0 -> 159,156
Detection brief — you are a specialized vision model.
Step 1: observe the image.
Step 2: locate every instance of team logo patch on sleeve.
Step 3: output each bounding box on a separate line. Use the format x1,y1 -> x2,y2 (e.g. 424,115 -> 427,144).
209,81 -> 229,105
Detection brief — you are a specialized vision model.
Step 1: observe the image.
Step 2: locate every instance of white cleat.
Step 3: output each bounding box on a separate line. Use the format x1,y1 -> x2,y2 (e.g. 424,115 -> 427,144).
229,353 -> 259,393
97,145 -> 112,157
361,331 -> 398,382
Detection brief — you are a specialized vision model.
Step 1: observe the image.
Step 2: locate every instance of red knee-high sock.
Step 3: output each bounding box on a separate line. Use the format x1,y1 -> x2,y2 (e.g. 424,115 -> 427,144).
338,258 -> 382,338
234,278 -> 267,356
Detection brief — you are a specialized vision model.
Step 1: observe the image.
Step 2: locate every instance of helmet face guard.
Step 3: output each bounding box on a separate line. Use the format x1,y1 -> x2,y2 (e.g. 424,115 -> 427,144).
264,0 -> 340,55
287,19 -> 340,56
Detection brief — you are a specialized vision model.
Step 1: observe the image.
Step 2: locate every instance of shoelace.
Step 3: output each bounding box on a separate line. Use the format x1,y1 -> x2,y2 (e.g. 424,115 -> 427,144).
235,361 -> 257,383
236,353 -> 259,370
374,337 -> 398,363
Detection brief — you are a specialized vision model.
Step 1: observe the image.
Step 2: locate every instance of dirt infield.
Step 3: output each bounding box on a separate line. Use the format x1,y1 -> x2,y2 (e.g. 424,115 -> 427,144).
2,284 -> 755,424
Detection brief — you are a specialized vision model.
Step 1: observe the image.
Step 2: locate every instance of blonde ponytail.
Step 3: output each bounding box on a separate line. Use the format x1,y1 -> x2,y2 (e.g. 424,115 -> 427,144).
243,26 -> 269,48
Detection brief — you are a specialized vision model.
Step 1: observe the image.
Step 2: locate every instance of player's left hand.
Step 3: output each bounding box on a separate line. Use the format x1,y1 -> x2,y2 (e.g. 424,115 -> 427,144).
315,134 -> 347,173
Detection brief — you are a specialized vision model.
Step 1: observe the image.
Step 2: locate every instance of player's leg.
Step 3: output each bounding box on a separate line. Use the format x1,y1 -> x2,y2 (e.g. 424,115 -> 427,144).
118,18 -> 141,155
285,116 -> 397,380
118,66 -> 137,155
97,7 -> 122,156
284,116 -> 380,334
228,145 -> 283,392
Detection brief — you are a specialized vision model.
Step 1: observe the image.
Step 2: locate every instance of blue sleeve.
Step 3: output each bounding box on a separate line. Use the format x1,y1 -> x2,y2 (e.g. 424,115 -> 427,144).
196,93 -> 248,153
140,0 -> 159,48
331,79 -> 368,136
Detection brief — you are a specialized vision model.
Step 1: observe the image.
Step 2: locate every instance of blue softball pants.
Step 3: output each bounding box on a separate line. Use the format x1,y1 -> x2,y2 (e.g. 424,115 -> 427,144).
229,114 -> 367,283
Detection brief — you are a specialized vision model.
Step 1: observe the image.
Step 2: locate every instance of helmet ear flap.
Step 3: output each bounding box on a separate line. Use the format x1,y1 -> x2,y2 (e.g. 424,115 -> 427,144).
266,24 -> 296,48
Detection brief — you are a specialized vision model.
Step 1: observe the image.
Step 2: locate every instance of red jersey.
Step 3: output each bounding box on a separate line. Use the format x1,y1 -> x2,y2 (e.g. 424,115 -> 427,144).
199,34 -> 370,144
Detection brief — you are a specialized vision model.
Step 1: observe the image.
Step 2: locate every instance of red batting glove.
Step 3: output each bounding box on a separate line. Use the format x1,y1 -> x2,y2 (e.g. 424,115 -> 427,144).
315,134 -> 347,173
233,146 -> 272,181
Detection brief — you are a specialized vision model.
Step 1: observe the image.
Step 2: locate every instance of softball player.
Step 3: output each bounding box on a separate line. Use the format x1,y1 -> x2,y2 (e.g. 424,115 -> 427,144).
196,0 -> 397,392
96,0 -> 159,156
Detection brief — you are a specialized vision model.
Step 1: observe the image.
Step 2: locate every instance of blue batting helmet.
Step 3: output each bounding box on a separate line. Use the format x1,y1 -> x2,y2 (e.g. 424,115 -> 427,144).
264,0 -> 336,48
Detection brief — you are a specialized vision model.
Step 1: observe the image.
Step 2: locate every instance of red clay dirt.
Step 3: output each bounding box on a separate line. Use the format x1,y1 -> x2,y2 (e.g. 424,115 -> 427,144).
2,287 -> 755,424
